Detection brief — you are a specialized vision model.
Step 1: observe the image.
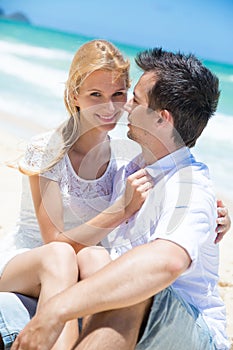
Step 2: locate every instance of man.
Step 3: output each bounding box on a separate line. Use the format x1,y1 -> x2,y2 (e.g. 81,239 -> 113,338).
8,48 -> 231,349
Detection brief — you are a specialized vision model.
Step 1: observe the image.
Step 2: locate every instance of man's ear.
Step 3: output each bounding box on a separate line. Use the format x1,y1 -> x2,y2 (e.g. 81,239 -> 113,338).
157,109 -> 174,126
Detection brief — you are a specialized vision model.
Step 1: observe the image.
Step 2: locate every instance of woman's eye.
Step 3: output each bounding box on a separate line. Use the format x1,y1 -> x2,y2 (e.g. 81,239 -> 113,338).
90,92 -> 101,97
113,91 -> 126,97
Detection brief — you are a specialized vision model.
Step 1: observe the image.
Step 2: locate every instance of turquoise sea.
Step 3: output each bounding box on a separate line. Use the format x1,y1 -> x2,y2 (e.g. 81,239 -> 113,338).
0,19 -> 233,200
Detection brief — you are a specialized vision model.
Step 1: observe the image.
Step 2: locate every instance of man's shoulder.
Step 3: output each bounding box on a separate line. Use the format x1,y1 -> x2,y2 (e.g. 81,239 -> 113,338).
164,159 -> 216,214
168,150 -> 211,183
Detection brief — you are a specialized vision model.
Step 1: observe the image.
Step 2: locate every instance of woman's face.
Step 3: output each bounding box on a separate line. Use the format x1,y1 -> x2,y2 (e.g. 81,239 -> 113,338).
74,70 -> 128,133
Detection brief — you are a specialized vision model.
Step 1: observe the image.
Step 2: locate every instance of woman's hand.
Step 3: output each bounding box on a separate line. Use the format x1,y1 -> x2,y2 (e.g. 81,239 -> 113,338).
123,168 -> 153,218
215,199 -> 231,244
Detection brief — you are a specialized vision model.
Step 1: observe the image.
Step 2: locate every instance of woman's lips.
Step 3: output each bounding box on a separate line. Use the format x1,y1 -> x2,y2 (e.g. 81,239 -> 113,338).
96,112 -> 118,122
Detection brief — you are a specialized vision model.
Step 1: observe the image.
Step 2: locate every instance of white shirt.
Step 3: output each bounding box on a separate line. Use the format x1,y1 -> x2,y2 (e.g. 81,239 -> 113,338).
102,147 -> 229,350
0,131 -> 119,274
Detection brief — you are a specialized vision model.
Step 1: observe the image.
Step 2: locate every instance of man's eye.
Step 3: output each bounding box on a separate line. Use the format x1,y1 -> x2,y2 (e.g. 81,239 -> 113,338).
90,92 -> 101,97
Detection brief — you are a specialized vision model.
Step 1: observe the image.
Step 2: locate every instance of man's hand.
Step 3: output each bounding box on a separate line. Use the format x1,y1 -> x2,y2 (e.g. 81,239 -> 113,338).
215,199 -> 231,244
11,306 -> 64,350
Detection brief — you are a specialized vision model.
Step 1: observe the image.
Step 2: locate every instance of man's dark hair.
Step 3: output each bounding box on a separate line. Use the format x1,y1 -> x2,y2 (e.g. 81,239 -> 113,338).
135,48 -> 220,147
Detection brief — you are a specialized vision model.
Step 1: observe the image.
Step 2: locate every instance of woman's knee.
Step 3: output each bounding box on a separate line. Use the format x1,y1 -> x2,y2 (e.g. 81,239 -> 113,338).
78,246 -> 111,280
40,242 -> 78,279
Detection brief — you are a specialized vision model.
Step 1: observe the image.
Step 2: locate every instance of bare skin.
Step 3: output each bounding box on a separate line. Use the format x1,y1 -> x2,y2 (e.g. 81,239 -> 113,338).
0,242 -> 79,350
72,299 -> 153,350
215,199 -> 231,243
11,240 -> 190,350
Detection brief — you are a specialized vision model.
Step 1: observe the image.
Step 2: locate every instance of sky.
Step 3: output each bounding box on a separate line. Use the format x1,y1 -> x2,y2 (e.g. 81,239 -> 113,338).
0,0 -> 233,64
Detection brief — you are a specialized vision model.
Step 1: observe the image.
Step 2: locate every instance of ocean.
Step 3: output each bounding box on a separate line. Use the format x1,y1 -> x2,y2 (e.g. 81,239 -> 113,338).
0,19 -> 233,200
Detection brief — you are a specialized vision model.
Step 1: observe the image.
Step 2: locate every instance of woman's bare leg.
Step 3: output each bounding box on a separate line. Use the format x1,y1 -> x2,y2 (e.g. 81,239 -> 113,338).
77,246 -> 112,280
35,242 -> 79,350
0,242 -> 79,350
76,246 -> 112,336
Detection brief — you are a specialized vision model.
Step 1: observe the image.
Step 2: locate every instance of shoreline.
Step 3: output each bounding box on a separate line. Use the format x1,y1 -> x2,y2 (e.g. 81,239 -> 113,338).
0,109 -> 233,346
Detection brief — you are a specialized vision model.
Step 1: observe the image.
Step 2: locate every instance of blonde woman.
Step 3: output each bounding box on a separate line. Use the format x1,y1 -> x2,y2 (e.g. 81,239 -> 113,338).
0,39 -> 153,350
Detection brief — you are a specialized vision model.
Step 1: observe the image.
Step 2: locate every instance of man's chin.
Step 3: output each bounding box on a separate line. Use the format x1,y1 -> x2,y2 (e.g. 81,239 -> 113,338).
127,130 -> 134,140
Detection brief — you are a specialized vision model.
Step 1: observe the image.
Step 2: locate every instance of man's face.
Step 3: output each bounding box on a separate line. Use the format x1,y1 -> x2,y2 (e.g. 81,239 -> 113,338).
126,72 -> 158,144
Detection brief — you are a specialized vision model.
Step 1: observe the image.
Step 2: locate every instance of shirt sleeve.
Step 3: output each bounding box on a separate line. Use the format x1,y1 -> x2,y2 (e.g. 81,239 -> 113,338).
18,130 -> 63,180
152,180 -> 217,268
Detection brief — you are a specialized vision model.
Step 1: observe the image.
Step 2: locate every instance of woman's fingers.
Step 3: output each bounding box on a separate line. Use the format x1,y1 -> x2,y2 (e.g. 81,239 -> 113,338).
124,168 -> 154,215
215,200 -> 231,243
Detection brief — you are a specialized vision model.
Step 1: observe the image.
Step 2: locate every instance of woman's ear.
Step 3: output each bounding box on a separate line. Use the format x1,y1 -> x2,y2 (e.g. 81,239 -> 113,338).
71,90 -> 80,107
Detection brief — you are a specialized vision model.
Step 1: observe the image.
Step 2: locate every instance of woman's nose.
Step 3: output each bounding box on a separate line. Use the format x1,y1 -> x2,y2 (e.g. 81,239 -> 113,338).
124,98 -> 133,113
104,99 -> 115,113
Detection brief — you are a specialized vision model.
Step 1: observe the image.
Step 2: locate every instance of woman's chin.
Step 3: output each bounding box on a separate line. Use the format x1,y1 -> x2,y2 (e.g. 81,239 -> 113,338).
99,122 -> 117,132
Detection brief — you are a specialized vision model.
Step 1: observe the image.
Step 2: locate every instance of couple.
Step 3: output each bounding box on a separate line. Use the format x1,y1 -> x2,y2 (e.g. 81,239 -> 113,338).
0,40 -> 231,349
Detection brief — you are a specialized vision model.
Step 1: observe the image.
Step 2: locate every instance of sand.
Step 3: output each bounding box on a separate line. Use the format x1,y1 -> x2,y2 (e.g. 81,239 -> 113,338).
0,110 -> 232,348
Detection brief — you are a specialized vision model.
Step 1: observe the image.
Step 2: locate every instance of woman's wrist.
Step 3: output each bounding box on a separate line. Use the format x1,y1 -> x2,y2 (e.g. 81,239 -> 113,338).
114,196 -> 132,220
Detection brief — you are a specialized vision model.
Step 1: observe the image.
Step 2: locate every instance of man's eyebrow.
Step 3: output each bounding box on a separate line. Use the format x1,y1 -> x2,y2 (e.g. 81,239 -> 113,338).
133,91 -> 140,101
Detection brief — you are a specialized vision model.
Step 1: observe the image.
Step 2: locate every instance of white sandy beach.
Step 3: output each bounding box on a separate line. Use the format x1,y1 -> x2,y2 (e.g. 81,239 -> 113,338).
0,110 -> 232,348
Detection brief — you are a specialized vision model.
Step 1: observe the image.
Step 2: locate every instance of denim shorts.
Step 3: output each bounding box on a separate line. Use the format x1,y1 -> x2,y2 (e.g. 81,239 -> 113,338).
0,293 -> 30,350
136,286 -> 217,350
0,288 -> 220,350
0,293 -> 82,350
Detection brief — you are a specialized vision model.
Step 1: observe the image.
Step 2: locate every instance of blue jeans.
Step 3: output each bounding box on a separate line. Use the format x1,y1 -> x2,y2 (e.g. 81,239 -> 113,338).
136,287 -> 217,350
0,293 -> 31,350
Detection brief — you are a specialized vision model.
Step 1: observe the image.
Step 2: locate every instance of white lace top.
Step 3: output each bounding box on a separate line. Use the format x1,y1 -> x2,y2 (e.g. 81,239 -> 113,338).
0,131 -> 119,274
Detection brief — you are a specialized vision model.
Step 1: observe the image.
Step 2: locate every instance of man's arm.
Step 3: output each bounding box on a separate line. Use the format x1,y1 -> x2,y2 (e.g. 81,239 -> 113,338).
12,239 -> 191,350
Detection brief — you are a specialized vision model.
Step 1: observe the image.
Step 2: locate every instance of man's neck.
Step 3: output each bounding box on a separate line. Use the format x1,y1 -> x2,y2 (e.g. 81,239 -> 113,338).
141,143 -> 181,166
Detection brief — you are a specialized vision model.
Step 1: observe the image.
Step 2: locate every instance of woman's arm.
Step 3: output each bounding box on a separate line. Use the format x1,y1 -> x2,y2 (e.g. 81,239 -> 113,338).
30,169 -> 153,253
29,175 -> 75,243
215,199 -> 231,243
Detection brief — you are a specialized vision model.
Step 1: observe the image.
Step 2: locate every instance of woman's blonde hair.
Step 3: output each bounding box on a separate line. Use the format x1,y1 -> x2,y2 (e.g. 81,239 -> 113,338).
19,39 -> 130,175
